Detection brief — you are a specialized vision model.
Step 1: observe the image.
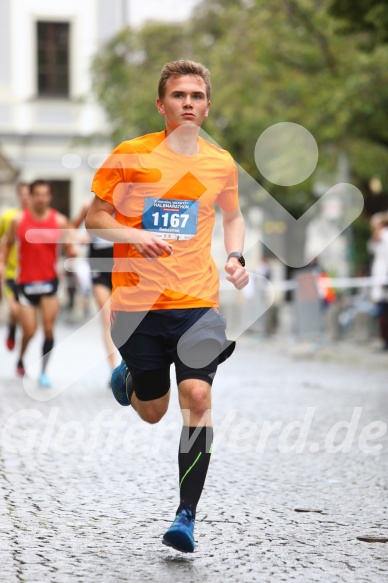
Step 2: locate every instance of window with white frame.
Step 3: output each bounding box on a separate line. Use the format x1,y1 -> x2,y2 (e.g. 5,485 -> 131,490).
37,22 -> 70,97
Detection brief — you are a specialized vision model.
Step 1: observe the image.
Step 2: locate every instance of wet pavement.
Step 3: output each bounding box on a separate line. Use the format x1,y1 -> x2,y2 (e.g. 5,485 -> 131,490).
0,314 -> 387,582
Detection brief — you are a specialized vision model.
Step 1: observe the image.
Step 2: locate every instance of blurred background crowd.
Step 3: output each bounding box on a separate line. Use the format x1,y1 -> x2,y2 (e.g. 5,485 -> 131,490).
1,0 -> 388,374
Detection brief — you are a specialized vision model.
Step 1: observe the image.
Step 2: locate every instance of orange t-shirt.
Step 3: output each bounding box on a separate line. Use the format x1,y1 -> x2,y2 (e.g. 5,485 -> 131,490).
91,131 -> 239,311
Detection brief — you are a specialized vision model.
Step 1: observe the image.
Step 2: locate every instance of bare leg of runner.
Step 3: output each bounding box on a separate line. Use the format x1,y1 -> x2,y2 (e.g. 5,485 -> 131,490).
5,288 -> 19,350
39,295 -> 59,386
17,304 -> 37,376
130,390 -> 171,425
93,284 -> 118,373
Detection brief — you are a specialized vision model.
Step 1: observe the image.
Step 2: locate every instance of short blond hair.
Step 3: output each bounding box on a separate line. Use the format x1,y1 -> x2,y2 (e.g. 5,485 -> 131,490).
158,60 -> 211,100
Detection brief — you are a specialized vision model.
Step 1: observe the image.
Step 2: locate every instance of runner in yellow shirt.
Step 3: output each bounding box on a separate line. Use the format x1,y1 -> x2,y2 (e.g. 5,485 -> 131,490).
0,182 -> 30,349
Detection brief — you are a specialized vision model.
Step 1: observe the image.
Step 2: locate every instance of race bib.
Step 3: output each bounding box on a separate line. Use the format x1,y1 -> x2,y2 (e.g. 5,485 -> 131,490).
142,198 -> 199,240
24,281 -> 54,294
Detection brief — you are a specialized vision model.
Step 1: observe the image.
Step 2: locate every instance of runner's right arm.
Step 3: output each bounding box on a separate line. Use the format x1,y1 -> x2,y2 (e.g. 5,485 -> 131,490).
0,217 -> 17,281
85,195 -> 173,259
0,215 -> 5,281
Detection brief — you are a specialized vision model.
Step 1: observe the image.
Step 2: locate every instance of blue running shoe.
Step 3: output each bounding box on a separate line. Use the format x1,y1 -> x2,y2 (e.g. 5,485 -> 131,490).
162,508 -> 195,553
111,360 -> 133,406
39,372 -> 52,388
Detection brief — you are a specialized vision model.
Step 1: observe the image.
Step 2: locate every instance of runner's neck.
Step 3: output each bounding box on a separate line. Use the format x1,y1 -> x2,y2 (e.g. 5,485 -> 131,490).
165,126 -> 200,156
30,207 -> 52,221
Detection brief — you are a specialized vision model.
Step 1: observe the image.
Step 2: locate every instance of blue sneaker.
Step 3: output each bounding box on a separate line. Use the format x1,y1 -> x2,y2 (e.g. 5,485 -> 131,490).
162,508 -> 195,553
111,360 -> 133,406
39,372 -> 52,388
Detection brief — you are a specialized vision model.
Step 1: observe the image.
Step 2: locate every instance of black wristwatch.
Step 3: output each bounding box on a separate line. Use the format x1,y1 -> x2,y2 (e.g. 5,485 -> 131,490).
227,252 -> 245,267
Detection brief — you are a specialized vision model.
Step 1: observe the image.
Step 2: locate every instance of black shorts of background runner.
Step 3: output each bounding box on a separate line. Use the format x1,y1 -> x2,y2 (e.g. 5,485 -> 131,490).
17,278 -> 59,307
111,307 -> 235,401
88,244 -> 113,290
5,278 -> 18,301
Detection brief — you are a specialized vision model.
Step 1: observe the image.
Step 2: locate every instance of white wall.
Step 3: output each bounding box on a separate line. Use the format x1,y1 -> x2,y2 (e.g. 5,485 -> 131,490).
0,0 -> 127,212
4,0 -> 111,135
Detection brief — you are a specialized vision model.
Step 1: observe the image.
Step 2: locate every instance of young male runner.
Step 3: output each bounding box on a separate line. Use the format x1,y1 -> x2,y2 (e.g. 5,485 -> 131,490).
0,182 -> 30,349
4,180 -> 76,386
86,60 -> 249,553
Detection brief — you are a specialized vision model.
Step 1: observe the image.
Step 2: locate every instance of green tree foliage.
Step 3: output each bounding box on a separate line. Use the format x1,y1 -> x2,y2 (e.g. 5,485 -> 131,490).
91,0 -> 388,265
329,0 -> 388,48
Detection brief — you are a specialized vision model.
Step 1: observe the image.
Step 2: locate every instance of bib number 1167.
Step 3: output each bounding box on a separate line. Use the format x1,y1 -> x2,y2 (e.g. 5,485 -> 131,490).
152,212 -> 189,229
142,198 -> 198,240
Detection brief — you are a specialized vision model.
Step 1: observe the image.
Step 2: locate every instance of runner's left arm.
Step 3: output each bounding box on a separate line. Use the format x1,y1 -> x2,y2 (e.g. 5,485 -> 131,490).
71,199 -> 92,229
57,213 -> 77,258
222,207 -> 249,290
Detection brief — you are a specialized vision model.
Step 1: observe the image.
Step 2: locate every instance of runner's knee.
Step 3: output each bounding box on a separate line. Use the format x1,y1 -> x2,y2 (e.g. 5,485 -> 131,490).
23,326 -> 36,340
138,403 -> 168,425
180,381 -> 210,417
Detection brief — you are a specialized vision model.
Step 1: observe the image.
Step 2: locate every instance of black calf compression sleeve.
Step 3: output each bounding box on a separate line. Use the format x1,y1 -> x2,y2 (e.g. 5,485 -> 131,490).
42,337 -> 54,372
177,426 -> 213,517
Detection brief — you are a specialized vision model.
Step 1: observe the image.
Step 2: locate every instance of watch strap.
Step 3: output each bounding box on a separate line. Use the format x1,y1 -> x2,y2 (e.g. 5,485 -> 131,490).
227,252 -> 245,267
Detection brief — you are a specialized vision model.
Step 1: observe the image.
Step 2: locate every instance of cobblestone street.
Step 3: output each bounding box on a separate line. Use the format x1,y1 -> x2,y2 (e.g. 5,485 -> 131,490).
0,315 -> 387,582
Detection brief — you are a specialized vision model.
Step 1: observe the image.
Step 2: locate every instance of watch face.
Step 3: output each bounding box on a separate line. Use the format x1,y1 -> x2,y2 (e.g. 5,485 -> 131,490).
238,256 -> 245,267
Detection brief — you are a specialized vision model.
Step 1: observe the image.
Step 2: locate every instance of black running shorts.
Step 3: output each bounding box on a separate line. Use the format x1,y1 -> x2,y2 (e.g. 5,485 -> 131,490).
111,307 -> 235,400
5,278 -> 18,300
89,244 -> 113,290
17,278 -> 59,307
